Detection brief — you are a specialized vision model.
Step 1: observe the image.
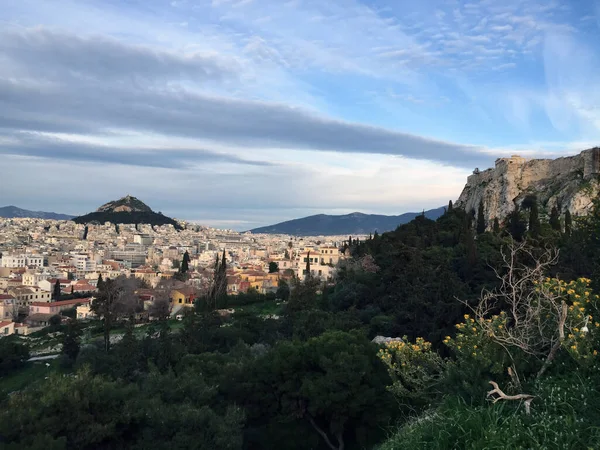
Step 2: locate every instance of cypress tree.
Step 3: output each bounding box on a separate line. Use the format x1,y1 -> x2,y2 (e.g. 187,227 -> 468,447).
97,274 -> 104,292
53,280 -> 61,301
565,210 -> 572,236
476,200 -> 486,234
448,200 -> 453,212
493,217 -> 500,234
508,207 -> 527,241
528,198 -> 541,237
180,251 -> 190,274
305,251 -> 311,279
549,206 -> 561,231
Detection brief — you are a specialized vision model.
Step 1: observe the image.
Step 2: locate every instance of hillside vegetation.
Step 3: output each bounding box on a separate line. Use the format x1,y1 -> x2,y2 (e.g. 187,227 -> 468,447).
3,195 -> 600,449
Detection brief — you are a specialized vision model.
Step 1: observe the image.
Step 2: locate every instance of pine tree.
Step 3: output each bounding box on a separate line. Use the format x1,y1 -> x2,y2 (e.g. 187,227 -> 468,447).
476,200 -> 486,234
565,210 -> 573,236
549,206 -> 561,231
53,280 -> 61,301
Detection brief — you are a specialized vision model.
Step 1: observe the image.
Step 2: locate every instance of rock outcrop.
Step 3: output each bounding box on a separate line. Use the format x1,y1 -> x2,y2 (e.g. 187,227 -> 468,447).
456,148 -> 600,227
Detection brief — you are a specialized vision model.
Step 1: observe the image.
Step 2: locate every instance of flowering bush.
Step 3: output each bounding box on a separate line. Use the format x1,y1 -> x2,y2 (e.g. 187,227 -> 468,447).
378,337 -> 445,407
447,277 -> 600,381
540,277 -> 600,364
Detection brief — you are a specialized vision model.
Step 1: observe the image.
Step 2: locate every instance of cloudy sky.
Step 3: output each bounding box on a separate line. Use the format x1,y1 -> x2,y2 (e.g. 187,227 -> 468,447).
2,0 -> 600,229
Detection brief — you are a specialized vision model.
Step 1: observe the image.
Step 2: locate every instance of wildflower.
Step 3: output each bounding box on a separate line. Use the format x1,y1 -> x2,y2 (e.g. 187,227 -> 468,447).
594,350 -> 598,356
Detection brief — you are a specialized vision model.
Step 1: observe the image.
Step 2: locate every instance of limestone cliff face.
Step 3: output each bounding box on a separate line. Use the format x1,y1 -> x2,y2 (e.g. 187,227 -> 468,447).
455,148 -> 600,227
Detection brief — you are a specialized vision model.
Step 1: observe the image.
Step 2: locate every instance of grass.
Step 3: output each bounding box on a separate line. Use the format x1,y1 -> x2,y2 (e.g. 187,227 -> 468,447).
0,359 -> 62,400
378,372 -> 600,450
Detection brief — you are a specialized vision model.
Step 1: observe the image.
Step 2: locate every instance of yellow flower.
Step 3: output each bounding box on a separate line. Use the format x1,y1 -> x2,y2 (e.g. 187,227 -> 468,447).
571,345 -> 577,350
574,328 -> 579,332
464,314 -> 470,319
473,345 -> 478,349
472,352 -> 477,356
594,350 -> 598,356
472,327 -> 477,332
568,334 -> 575,339
498,325 -> 503,329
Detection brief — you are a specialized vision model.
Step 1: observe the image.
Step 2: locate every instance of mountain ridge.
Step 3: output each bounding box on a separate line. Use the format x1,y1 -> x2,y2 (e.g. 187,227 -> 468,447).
0,205 -> 74,220
249,207 -> 446,236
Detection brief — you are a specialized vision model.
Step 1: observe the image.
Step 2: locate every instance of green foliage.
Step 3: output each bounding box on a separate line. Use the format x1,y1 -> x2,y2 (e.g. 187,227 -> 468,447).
378,337 -> 446,412
60,320 -> 81,366
507,207 -> 527,241
565,209 -> 573,236
247,331 -> 393,449
72,210 -> 182,230
0,366 -> 244,449
379,371 -> 600,450
268,261 -> 279,273
0,337 -> 30,376
276,279 -> 290,300
476,200 -> 485,234
550,206 -> 561,231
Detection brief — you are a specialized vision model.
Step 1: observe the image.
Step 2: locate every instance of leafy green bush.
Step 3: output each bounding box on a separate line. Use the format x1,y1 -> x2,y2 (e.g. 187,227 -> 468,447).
379,370 -> 600,450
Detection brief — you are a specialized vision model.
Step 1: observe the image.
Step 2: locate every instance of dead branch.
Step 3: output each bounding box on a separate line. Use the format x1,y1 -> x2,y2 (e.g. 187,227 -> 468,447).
487,381 -> 535,414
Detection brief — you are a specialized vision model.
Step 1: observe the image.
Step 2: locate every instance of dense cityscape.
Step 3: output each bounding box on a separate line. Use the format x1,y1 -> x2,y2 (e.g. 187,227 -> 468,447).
0,216 -> 352,337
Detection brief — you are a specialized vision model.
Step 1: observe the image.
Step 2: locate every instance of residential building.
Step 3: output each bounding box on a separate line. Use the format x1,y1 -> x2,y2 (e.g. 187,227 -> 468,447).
0,321 -> 15,337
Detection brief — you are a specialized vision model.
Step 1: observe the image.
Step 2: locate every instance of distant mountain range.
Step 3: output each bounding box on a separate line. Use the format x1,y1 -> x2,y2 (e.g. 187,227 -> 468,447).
0,205 -> 74,220
72,195 -> 182,230
249,207 -> 446,236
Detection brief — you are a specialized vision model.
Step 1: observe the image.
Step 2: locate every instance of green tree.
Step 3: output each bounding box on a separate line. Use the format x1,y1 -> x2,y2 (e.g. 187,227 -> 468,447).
268,261 -> 279,273
476,200 -> 486,234
52,279 -> 61,301
276,279 -> 290,301
493,217 -> 500,234
0,337 -> 30,375
524,195 -> 541,237
180,250 -> 190,274
565,209 -> 572,236
448,200 -> 453,212
507,207 -> 527,241
252,331 -> 392,450
91,276 -> 138,352
61,320 -> 81,365
550,205 -> 561,231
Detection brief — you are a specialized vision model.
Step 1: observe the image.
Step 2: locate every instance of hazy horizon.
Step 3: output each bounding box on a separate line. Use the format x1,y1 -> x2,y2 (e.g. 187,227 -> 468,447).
2,0 -> 599,229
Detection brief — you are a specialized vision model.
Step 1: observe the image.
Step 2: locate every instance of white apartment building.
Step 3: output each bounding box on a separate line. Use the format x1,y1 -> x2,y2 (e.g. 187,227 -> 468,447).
70,254 -> 98,272
1,254 -> 45,268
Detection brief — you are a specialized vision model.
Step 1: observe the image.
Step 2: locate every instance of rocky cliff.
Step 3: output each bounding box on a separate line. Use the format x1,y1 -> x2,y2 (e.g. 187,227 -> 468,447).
456,148 -> 600,227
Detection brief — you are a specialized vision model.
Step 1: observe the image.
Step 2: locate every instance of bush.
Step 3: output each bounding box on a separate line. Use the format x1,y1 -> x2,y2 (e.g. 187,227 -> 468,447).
379,372 -> 600,450
0,338 -> 30,375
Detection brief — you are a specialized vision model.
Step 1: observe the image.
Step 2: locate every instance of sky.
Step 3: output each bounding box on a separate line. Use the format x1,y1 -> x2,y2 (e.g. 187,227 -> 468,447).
1,0 -> 600,229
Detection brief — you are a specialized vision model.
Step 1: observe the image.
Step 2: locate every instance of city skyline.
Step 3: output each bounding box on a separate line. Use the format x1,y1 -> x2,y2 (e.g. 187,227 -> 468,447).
2,0 -> 599,228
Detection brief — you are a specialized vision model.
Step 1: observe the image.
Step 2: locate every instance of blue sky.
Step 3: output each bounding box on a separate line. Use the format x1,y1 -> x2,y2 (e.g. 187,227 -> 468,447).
1,0 -> 600,229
